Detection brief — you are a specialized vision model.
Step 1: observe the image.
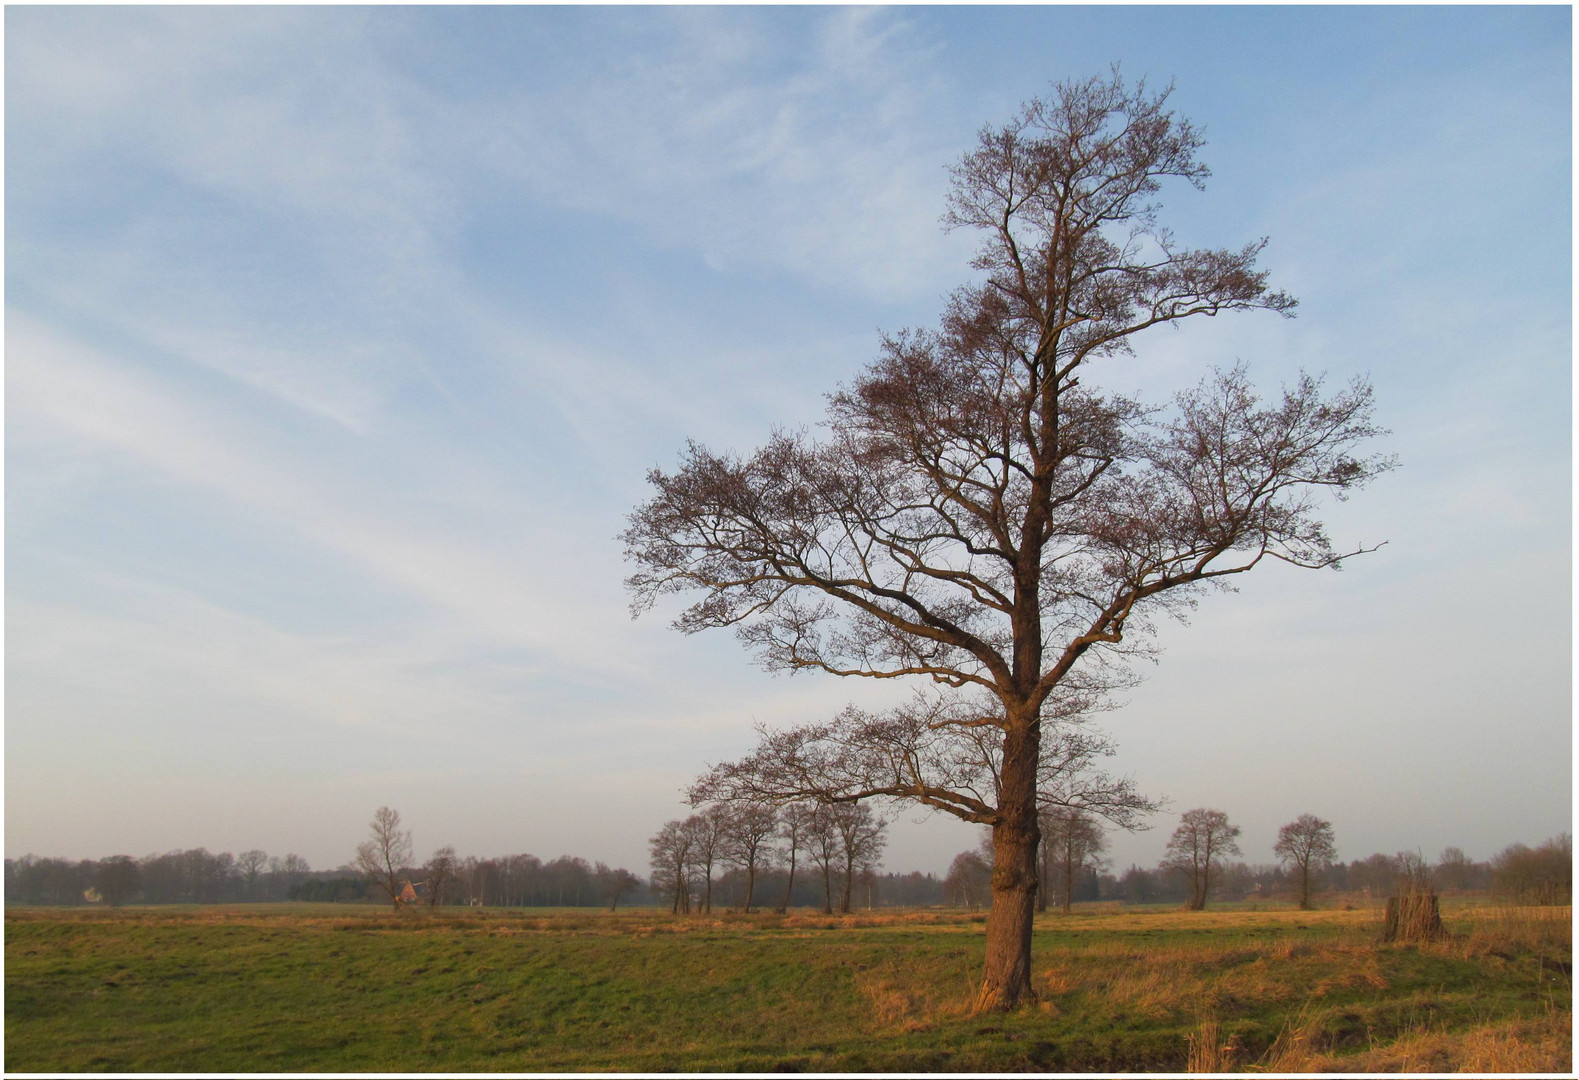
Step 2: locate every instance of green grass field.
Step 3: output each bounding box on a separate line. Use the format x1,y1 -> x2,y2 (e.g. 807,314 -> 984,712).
5,900 -> 1570,1072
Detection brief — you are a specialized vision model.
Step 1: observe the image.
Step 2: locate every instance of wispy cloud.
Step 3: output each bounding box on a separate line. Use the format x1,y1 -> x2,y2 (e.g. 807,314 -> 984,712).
7,314 -> 637,675
456,8 -> 969,299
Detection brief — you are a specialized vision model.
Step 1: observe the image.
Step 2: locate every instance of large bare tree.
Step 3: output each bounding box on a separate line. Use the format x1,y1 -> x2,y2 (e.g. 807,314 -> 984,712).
773,802 -> 815,913
1274,814 -> 1337,910
1163,808 -> 1241,911
804,804 -> 843,915
1042,807 -> 1107,914
648,818 -> 694,914
683,807 -> 728,914
719,802 -> 779,913
354,806 -> 414,914
626,73 -> 1390,1010
830,802 -> 887,914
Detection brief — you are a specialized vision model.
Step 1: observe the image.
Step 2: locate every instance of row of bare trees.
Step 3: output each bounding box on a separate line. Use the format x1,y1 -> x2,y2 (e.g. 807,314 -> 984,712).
650,801 -> 887,916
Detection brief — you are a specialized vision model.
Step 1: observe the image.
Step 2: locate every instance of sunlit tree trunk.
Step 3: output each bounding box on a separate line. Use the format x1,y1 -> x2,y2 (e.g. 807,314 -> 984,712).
976,722 -> 1040,1011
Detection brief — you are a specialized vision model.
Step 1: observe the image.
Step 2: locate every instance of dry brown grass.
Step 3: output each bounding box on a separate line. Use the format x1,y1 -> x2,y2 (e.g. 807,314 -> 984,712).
854,964 -> 973,1033
1186,1017 -> 1242,1073
1290,1009 -> 1573,1074
1251,1002 -> 1334,1072
1450,903 -> 1571,959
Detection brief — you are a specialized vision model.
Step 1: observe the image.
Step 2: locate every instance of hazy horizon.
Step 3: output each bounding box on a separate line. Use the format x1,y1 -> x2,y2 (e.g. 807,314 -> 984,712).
6,7 -> 1570,880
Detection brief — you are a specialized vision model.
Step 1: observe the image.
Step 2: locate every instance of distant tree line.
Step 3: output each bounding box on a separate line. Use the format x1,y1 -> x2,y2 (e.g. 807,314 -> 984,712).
5,849 -> 314,907
944,809 -> 1571,911
9,817 -> 1566,912
345,807 -> 651,911
454,854 -> 649,909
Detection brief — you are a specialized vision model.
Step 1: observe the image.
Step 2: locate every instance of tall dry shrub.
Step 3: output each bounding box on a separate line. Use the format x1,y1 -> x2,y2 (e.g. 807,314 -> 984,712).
1383,854 -> 1442,943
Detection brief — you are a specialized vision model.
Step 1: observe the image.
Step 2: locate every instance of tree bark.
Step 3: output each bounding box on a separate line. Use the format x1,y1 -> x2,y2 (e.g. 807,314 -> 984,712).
1036,842 -> 1049,913
975,724 -> 1040,1012
1061,836 -> 1075,915
777,846 -> 797,914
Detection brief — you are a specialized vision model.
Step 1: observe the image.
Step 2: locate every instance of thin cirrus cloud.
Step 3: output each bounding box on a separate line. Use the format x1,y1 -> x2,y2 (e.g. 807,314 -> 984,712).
7,314 -> 636,680
446,8 -> 970,299
5,6 -> 1569,872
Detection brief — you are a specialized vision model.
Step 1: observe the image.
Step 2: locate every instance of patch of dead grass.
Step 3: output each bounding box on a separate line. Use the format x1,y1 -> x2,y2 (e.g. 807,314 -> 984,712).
854,967 -> 971,1034
1300,1009 -> 1572,1074
1185,1017 -> 1241,1073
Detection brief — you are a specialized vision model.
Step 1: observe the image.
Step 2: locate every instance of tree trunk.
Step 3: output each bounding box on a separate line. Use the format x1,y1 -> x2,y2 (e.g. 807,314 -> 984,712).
821,864 -> 833,915
777,846 -> 797,914
975,725 -> 1040,1012
743,863 -> 756,914
1299,862 -> 1311,910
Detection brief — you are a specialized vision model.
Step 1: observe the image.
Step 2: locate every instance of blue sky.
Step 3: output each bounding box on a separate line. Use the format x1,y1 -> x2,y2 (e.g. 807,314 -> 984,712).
6,6 -> 1570,876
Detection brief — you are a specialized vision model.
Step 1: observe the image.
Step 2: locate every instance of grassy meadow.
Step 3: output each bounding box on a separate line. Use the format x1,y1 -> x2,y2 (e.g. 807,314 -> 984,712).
5,899 -> 1570,1073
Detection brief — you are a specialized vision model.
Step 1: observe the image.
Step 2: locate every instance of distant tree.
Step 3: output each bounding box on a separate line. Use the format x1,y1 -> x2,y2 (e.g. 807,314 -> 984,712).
1395,849 -> 1431,885
880,870 -> 945,907
945,849 -> 992,909
804,804 -> 844,915
682,807 -> 729,914
425,846 -> 459,908
1164,809 -> 1241,910
856,866 -> 879,909
1434,846 -> 1483,892
268,854 -> 310,902
95,856 -> 142,907
1348,852 -> 1401,897
1042,807 -> 1107,914
137,851 -> 184,903
717,802 -> 779,913
592,862 -> 641,911
541,855 -> 594,906
830,803 -> 887,914
1273,814 -> 1336,910
774,802 -> 815,913
236,850 -> 269,900
354,807 -> 414,913
649,819 -> 694,914
1119,863 -> 1156,904
1490,835 -> 1572,905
